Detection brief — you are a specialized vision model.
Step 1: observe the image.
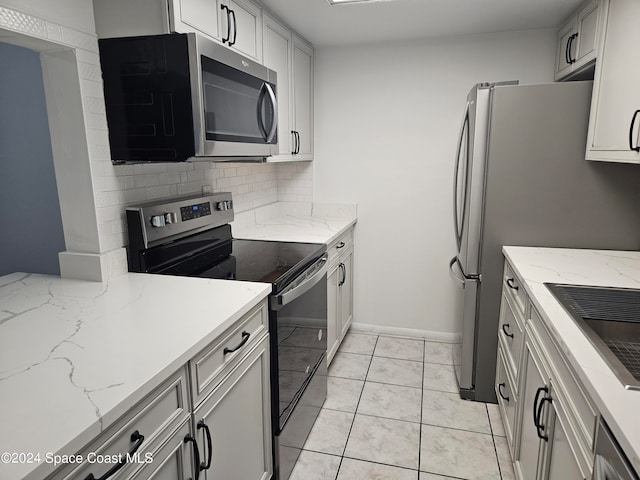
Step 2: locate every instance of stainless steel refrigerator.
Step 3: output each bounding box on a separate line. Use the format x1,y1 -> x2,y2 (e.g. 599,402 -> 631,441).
449,81 -> 640,403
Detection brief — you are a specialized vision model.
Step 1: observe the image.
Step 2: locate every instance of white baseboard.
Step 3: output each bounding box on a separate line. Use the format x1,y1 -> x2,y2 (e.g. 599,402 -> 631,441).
349,322 -> 461,343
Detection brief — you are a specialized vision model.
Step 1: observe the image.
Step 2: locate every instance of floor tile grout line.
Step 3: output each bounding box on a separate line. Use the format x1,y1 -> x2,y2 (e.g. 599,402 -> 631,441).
323,379 -> 459,397
335,334 -> 380,479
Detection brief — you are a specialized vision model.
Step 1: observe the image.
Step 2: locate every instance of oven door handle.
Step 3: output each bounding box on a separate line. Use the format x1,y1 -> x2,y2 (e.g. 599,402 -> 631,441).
271,254 -> 328,310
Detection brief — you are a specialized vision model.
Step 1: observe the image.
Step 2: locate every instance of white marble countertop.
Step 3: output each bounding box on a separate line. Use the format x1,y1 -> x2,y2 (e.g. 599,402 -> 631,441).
233,202 -> 357,244
502,246 -> 640,474
0,272 -> 271,480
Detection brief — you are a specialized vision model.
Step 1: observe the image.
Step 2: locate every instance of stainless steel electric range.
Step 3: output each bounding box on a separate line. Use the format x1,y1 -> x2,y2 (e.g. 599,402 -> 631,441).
126,192 -> 327,480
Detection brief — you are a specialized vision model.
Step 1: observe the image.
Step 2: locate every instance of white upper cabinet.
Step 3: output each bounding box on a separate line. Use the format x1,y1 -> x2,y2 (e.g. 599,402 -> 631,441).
175,0 -> 223,40
220,0 -> 263,62
586,0 -> 640,163
93,0 -> 262,62
292,35 -> 314,160
262,14 -> 314,162
263,13 -> 293,157
554,0 -> 602,81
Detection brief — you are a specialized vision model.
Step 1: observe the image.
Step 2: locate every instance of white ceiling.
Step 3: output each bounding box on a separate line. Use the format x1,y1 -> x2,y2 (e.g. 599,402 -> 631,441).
257,0 -> 584,47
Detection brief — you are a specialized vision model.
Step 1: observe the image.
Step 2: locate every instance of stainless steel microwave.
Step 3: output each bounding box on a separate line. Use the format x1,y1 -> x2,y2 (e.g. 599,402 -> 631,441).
98,33 -> 278,163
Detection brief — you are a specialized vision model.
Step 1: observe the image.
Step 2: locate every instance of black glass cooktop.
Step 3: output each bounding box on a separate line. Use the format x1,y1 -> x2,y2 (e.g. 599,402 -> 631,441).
145,225 -> 325,292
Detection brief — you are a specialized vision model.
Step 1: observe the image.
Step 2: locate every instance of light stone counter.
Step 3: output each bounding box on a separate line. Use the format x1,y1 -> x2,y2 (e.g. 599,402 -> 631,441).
0,272 -> 271,480
233,202 -> 357,244
502,246 -> 640,474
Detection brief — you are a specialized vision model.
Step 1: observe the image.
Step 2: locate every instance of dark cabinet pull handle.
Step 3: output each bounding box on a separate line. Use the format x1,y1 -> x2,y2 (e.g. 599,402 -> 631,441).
629,110 -> 640,152
295,131 -> 300,154
184,434 -> 201,480
84,431 -> 144,480
569,33 -> 578,64
339,263 -> 346,286
336,242 -> 345,249
532,386 -> 548,430
502,324 -> 514,339
223,331 -> 251,355
506,278 -> 519,291
498,382 -> 509,402
229,8 -> 237,46
220,5 -> 231,44
197,420 -> 213,471
565,34 -> 571,65
536,397 -> 553,441
291,130 -> 297,154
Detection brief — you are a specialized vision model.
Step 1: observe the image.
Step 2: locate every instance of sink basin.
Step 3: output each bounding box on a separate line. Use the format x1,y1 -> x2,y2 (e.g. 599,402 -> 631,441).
546,283 -> 640,391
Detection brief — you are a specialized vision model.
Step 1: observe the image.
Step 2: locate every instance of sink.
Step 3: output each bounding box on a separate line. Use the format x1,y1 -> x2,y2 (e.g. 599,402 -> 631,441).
545,283 -> 640,391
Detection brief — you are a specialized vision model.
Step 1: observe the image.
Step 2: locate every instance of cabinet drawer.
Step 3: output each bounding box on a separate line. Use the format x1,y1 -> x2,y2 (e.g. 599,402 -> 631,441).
529,306 -> 597,451
503,262 -> 527,316
55,368 -> 190,480
190,300 -> 268,407
496,344 -> 519,456
327,229 -> 354,267
498,292 -> 525,386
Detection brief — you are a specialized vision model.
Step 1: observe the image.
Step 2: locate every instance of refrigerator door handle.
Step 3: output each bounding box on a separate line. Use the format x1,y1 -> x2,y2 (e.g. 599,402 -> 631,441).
449,256 -> 465,289
453,101 -> 471,253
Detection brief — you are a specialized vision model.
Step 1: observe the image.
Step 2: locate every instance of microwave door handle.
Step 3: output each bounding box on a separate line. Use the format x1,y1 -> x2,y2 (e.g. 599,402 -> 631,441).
257,83 -> 269,139
263,83 -> 278,143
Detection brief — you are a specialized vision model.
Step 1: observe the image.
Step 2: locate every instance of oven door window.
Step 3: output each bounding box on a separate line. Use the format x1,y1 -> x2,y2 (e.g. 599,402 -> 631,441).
201,56 -> 276,144
276,273 -> 327,431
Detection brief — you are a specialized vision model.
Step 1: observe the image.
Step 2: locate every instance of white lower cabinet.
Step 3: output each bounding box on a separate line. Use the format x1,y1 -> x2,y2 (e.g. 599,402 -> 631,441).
515,337 -> 549,480
515,325 -> 590,480
327,229 -> 355,364
193,334 -> 272,480
45,301 -> 272,480
499,258 -> 595,480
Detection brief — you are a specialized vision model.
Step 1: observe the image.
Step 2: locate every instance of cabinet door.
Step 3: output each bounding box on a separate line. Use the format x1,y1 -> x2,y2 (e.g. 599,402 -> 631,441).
544,403 -> 586,480
575,0 -> 599,65
222,0 -> 262,62
263,13 -> 293,158
515,341 -> 547,480
555,18 -> 577,80
339,249 -> 354,340
586,0 -> 640,163
177,0 -> 222,40
196,336 -> 272,480
326,264 -> 340,364
292,35 -> 314,160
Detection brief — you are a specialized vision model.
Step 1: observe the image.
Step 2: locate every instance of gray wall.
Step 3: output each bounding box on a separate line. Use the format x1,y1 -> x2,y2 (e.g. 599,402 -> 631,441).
0,42 -> 65,276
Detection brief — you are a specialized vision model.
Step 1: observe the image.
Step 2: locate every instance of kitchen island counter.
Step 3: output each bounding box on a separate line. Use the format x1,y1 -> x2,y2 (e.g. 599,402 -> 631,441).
503,246 -> 640,474
0,272 -> 270,480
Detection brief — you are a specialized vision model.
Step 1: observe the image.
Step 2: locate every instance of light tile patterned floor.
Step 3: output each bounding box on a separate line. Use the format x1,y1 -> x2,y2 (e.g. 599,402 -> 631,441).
289,332 -> 515,480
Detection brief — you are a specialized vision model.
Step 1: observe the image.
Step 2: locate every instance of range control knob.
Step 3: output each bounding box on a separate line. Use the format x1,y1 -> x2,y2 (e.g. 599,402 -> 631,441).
216,201 -> 232,211
150,215 -> 166,228
164,212 -> 178,224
